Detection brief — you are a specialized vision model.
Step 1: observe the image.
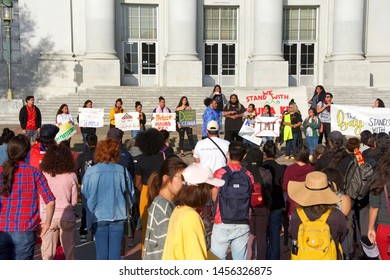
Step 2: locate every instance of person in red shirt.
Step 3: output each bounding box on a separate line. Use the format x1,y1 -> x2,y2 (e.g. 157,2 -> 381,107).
0,134 -> 55,260
19,96 -> 42,143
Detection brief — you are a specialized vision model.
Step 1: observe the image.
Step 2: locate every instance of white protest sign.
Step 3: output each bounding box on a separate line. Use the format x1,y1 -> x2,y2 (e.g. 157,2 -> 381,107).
152,113 -> 176,131
254,116 -> 282,137
115,112 -> 140,131
238,120 -> 263,146
331,104 -> 390,136
78,108 -> 104,128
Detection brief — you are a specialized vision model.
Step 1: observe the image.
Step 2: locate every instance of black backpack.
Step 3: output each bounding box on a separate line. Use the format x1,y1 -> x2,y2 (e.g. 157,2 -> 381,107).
342,157 -> 374,200
217,166 -> 252,224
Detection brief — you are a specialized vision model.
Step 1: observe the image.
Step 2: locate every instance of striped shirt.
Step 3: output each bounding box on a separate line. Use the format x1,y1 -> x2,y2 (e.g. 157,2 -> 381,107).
0,162 -> 55,232
143,195 -> 175,260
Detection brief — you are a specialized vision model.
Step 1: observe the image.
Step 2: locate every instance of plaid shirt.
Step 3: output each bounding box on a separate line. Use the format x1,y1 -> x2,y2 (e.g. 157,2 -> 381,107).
0,162 -> 55,232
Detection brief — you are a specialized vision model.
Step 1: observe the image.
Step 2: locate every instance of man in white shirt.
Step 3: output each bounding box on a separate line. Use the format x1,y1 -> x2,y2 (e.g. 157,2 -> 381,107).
194,120 -> 229,173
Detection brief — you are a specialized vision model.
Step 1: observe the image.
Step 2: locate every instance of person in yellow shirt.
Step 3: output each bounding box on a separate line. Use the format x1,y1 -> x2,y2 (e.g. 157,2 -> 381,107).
162,163 -> 224,260
109,98 -> 125,129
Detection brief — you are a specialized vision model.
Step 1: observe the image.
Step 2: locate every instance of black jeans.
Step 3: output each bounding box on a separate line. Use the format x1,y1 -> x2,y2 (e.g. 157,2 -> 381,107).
178,127 -> 195,151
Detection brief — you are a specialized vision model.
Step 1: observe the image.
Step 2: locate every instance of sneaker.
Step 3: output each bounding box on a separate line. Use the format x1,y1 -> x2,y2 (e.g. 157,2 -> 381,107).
80,235 -> 87,243
284,156 -> 290,160
289,156 -> 295,160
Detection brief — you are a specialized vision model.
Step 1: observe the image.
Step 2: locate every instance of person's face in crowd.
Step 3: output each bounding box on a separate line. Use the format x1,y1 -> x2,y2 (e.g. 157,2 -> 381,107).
62,106 -> 69,114
182,98 -> 188,106
263,106 -> 269,114
214,86 -> 221,93
373,99 -> 379,108
308,109 -> 314,117
136,104 -> 142,112
159,99 -> 165,108
316,86 -> 322,94
27,98 -> 35,107
230,95 -> 237,104
86,102 -> 92,108
115,101 -> 122,109
210,100 -> 218,110
248,105 -> 255,113
165,170 -> 184,198
324,94 -> 332,104
288,105 -> 294,113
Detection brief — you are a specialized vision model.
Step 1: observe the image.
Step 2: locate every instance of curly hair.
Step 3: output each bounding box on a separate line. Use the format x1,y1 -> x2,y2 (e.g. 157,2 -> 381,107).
94,138 -> 120,163
324,138 -> 348,168
136,128 -> 164,156
1,135 -> 30,196
41,144 -> 75,176
0,128 -> 15,145
204,97 -> 213,107
146,157 -> 187,206
346,137 -> 360,153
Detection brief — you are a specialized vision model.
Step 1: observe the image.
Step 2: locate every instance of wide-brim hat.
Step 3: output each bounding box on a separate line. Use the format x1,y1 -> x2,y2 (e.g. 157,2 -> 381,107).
182,163 -> 225,187
288,171 -> 340,206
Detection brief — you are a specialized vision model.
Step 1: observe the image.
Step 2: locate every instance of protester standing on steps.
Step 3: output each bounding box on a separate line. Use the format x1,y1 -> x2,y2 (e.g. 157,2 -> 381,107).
152,96 -> 171,115
308,85 -> 326,110
372,98 -> 385,108
223,94 -> 246,142
209,85 -> 228,134
176,96 -> 195,157
317,92 -> 333,146
19,95 -> 42,143
78,100 -> 96,153
56,104 -> 75,145
282,101 -> 302,159
202,98 -> 219,139
110,98 -> 125,129
131,101 -> 146,138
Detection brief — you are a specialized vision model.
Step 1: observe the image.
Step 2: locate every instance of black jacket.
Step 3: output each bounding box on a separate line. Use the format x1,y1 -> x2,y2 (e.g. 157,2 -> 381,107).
19,105 -> 42,130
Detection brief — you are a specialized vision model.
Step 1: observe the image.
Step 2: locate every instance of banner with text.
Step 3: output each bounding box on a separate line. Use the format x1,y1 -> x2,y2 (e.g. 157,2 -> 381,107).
177,110 -> 196,127
115,112 -> 140,131
331,104 -> 390,136
55,122 -> 76,143
234,86 -> 309,118
238,120 -> 263,146
78,108 -> 104,128
152,113 -> 176,131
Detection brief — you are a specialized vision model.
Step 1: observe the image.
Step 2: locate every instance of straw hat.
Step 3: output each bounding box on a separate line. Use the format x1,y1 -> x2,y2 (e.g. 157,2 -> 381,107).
288,171 -> 340,206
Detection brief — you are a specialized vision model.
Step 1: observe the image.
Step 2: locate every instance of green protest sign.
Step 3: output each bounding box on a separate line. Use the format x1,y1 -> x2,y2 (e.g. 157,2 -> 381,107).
178,110 -> 196,127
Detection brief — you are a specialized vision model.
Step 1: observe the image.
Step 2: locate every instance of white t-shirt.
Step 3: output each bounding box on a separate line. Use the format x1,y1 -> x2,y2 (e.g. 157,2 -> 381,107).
193,137 -> 229,173
317,101 -> 331,123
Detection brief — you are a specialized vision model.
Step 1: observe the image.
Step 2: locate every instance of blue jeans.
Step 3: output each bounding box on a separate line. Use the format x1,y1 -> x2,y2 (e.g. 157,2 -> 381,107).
285,133 -> 299,156
92,220 -> 125,260
0,231 -> 36,260
306,136 -> 319,155
266,208 -> 283,260
211,223 -> 250,260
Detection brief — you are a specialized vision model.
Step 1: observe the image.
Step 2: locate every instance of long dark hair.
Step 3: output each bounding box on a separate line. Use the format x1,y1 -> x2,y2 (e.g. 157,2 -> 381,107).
177,96 -> 190,108
1,135 -> 31,196
146,157 -> 187,206
0,128 -> 15,145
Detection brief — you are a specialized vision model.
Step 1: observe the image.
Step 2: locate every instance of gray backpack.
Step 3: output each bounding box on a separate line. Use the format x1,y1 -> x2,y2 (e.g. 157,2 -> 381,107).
342,157 -> 373,200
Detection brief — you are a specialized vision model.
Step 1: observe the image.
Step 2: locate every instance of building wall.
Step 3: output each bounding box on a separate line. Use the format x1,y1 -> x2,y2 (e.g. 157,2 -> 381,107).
1,0 -> 390,100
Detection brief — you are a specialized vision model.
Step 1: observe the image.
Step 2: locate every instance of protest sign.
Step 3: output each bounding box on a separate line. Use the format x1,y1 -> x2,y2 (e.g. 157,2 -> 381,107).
115,112 -> 140,131
177,110 -> 196,127
55,122 -> 76,143
331,104 -> 390,136
254,116 -> 282,137
238,120 -> 263,146
78,108 -> 104,128
152,113 -> 176,131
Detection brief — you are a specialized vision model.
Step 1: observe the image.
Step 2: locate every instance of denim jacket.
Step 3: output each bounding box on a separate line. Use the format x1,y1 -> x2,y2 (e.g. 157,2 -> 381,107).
81,162 -> 135,229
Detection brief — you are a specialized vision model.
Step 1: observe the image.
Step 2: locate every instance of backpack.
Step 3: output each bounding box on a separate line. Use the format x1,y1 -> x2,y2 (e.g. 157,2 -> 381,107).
342,157 -> 374,200
217,166 -> 252,224
249,166 -> 273,208
292,208 -> 341,260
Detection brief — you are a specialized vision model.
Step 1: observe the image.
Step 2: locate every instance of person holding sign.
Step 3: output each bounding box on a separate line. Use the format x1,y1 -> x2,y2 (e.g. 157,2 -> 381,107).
56,104 -> 75,144
110,98 -> 125,129
176,96 -> 195,157
282,101 -> 302,159
131,101 -> 146,138
77,100 -> 97,153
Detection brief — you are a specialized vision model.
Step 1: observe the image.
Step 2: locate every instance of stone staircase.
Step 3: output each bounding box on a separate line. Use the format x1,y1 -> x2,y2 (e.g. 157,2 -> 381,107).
3,86 -> 390,126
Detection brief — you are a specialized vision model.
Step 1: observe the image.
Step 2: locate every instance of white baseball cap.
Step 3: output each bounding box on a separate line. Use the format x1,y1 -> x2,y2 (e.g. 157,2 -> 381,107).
182,163 -> 225,187
207,120 -> 219,132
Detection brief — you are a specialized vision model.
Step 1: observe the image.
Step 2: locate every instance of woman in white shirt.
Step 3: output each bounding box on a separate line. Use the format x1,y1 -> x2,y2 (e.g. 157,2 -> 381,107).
56,104 -> 74,126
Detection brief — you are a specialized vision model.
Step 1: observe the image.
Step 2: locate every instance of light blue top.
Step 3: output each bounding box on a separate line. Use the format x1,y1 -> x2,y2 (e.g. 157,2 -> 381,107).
0,144 -> 7,165
81,162 -> 135,229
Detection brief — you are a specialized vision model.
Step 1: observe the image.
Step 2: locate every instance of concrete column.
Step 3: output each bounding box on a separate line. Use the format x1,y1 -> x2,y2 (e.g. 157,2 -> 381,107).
247,0 -> 288,87
324,0 -> 369,86
83,0 -> 120,86
366,0 -> 390,87
85,0 -> 117,59
331,0 -> 365,60
164,0 -> 202,86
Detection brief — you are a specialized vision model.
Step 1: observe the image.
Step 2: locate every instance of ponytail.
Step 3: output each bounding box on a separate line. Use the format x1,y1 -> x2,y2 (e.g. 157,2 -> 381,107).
1,159 -> 19,196
146,171 -> 163,207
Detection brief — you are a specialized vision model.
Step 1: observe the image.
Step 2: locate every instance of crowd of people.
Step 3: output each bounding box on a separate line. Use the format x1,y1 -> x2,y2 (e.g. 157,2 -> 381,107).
0,86 -> 389,261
